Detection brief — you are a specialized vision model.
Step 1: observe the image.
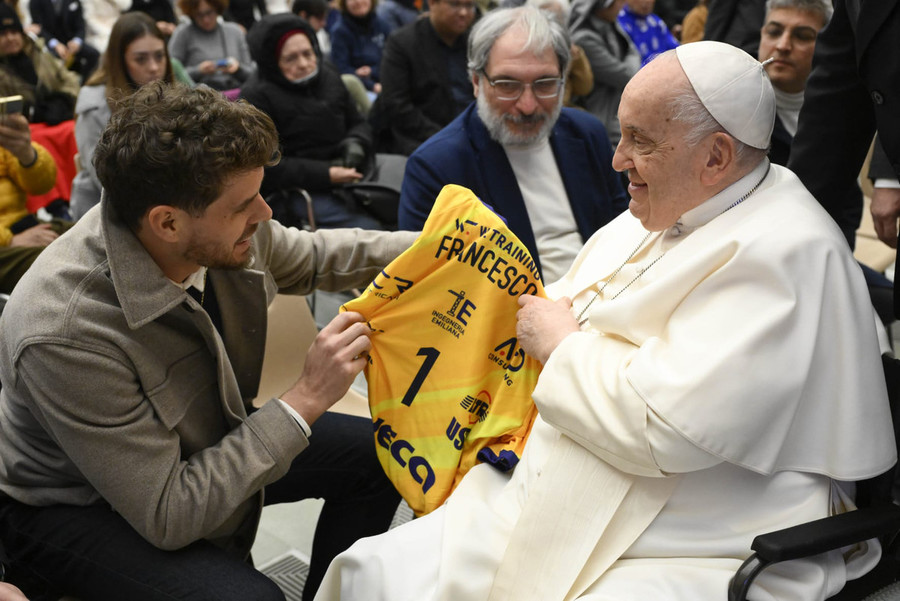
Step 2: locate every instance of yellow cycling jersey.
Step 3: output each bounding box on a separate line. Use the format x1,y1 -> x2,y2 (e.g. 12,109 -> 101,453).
342,184 -> 545,515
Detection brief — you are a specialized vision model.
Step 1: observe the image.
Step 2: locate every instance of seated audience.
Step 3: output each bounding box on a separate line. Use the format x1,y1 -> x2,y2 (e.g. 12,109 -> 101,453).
315,41 -> 896,601
375,0 -> 475,155
0,111 -> 60,294
0,82 -> 413,601
70,12 -> 177,220
398,7 -> 627,283
241,13 -> 383,229
0,4 -> 80,125
28,0 -> 100,82
329,0 -> 390,94
168,0 -> 254,90
375,0 -> 418,33
568,0 -> 640,146
525,0 -> 594,107
758,0 -> 829,167
617,0 -> 678,65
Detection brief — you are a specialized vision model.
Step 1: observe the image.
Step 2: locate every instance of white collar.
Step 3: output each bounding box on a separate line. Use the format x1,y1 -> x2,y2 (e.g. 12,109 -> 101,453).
173,266 -> 208,292
670,159 -> 771,236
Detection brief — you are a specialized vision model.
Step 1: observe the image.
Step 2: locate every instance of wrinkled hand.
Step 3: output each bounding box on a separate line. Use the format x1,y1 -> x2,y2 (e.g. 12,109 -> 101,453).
280,311 -> 372,425
329,166 -> 363,184
516,295 -> 579,365
11,224 -> 58,247
0,114 -> 36,165
871,186 -> 900,248
0,582 -> 29,601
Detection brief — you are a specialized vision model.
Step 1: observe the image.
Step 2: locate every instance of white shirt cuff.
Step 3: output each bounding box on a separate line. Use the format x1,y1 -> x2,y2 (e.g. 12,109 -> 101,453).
276,398 -> 312,437
874,178 -> 900,189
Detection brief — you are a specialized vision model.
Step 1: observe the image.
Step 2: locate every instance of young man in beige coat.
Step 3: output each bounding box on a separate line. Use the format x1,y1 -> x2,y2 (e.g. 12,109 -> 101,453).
0,83 -> 416,601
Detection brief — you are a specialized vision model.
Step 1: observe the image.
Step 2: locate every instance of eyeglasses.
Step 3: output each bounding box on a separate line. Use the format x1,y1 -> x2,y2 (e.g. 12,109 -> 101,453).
444,0 -> 476,12
481,71 -> 564,100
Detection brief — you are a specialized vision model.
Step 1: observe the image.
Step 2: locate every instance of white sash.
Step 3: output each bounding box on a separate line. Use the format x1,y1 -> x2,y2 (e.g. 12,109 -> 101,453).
488,435 -> 679,601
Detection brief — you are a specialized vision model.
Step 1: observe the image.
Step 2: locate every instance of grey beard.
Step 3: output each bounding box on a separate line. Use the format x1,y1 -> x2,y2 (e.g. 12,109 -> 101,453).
476,85 -> 562,147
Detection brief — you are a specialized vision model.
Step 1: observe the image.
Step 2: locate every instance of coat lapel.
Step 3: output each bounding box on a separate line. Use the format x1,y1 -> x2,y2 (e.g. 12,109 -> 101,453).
551,126 -> 595,243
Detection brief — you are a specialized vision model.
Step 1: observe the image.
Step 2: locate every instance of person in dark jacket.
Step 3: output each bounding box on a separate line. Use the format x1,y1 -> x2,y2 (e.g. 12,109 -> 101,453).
28,0 -> 100,82
329,0 -> 390,92
240,13 -> 383,229
375,0 -> 476,155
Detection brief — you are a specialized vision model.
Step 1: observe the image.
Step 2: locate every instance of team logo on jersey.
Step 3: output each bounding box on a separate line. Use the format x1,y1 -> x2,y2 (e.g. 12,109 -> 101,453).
460,389 -> 492,424
488,337 -> 526,373
369,269 -> 414,300
430,289 -> 477,339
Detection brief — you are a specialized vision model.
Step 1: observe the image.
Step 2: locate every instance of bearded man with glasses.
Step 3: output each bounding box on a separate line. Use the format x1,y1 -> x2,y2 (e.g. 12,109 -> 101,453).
398,5 -> 627,284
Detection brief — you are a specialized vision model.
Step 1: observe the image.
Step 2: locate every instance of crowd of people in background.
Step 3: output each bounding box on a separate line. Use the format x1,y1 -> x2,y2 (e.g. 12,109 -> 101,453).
0,0 -> 889,347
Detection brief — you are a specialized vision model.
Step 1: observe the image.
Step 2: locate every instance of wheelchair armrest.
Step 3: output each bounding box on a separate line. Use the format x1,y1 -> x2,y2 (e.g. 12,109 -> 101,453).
728,504 -> 900,601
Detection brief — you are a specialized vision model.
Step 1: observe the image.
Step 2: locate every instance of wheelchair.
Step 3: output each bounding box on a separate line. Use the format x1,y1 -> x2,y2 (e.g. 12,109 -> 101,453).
729,355 -> 900,601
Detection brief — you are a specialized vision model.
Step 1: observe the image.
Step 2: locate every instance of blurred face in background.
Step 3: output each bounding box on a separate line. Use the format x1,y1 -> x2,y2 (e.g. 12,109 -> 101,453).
430,0 -> 476,41
0,29 -> 23,56
278,32 -> 318,81
125,34 -> 167,87
758,7 -> 825,93
193,0 -> 219,32
593,0 -> 626,22
344,0 -> 371,17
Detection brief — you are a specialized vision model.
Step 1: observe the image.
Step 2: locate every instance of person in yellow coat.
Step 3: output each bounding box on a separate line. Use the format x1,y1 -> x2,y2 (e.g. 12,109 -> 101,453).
0,110 -> 58,293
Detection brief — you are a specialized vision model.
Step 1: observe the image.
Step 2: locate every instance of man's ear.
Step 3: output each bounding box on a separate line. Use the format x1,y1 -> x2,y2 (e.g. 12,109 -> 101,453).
472,71 -> 480,98
700,132 -> 736,186
144,205 -> 186,244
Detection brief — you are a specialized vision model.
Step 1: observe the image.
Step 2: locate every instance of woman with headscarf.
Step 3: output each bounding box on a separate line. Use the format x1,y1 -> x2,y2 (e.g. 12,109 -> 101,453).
69,12 -> 179,220
240,13 -> 382,229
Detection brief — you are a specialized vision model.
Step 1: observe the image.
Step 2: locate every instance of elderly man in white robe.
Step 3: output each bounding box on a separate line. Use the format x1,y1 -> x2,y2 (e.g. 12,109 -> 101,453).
314,41 -> 896,601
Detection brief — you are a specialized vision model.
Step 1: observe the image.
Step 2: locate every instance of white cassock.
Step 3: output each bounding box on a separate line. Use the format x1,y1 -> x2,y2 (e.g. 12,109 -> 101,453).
315,161 -> 897,601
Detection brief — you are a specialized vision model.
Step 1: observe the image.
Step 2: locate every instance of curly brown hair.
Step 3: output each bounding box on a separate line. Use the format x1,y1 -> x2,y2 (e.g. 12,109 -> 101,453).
94,82 -> 280,231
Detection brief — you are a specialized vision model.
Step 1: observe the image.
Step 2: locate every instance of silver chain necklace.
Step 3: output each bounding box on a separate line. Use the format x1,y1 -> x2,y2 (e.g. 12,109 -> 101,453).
575,165 -> 770,327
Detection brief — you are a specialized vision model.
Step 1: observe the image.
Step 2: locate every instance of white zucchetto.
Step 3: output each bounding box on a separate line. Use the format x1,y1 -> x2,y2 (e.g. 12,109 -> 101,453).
675,41 -> 776,150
